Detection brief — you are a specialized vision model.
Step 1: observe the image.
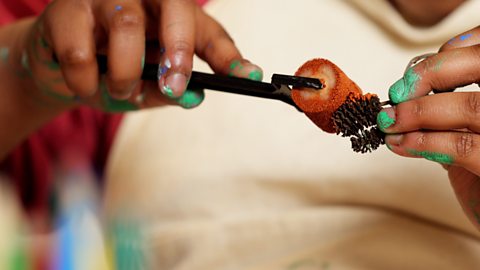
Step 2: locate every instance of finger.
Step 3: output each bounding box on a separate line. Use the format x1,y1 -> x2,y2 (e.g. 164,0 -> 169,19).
447,166 -> 480,229
45,0 -> 98,97
134,82 -> 204,109
157,0 -> 196,98
195,10 -> 263,81
440,26 -> 480,52
99,0 -> 146,100
377,92 -> 480,134
386,130 -> 480,175
388,44 -> 480,104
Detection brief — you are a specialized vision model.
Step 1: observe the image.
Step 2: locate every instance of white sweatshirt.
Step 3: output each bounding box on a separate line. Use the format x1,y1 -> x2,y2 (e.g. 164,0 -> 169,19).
106,0 -> 480,269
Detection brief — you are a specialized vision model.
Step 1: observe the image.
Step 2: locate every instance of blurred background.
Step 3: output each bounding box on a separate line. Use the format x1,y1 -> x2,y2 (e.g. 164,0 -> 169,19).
2,0 -> 480,269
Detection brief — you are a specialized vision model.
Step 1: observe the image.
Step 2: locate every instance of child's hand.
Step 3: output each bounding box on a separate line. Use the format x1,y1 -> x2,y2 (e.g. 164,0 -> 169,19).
377,26 -> 480,229
21,0 -> 262,111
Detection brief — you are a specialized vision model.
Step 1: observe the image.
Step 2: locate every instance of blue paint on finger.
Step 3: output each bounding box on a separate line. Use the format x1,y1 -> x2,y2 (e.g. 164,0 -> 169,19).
460,33 -> 473,41
115,5 -> 123,11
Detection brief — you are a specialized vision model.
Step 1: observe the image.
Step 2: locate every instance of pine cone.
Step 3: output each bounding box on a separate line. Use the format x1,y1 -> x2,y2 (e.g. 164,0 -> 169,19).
331,93 -> 385,153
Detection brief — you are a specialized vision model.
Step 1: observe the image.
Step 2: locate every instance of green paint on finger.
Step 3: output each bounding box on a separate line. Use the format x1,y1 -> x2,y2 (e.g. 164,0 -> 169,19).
39,37 -> 49,49
38,84 -> 75,103
162,85 -> 175,98
407,149 -> 453,165
0,47 -> 9,64
100,82 -> 138,112
173,89 -> 204,109
229,60 -> 242,71
45,60 -> 60,70
377,111 -> 395,131
389,68 -> 421,104
248,70 -> 263,81
21,52 -> 30,73
434,57 -> 446,72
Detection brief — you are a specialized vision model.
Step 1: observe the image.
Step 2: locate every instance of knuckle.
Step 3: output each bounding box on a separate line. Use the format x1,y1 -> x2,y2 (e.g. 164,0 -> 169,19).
465,93 -> 480,120
111,10 -> 144,30
61,48 -> 93,67
412,100 -> 426,119
415,132 -> 428,148
454,133 -> 475,158
171,39 -> 194,54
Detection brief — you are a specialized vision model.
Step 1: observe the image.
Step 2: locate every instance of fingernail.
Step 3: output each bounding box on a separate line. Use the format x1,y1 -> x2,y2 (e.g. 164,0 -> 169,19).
389,78 -> 405,104
164,72 -> 187,97
377,108 -> 396,132
389,68 -> 420,104
385,134 -> 403,147
173,89 -> 205,109
99,81 -> 138,112
110,81 -> 137,100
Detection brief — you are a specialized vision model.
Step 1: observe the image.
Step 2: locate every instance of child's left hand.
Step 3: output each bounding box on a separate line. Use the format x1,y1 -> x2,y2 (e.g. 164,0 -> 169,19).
377,26 -> 480,229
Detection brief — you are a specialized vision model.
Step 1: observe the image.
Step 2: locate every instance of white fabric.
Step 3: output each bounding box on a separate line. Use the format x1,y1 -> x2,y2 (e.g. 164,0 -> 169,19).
105,0 -> 480,269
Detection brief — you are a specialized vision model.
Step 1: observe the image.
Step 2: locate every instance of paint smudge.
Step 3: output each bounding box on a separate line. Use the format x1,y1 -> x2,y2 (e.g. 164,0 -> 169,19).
115,5 -> 123,11
37,83 -> 76,103
433,57 -> 446,72
468,200 -> 480,224
0,47 -> 9,64
377,111 -> 395,131
157,58 -> 171,79
21,52 -> 31,73
40,37 -> 49,49
407,149 -> 454,164
172,88 -> 204,109
229,60 -> 242,70
248,70 -> 263,81
100,81 -> 138,112
228,60 -> 243,76
389,68 -> 421,104
460,33 -> 473,41
162,85 -> 174,97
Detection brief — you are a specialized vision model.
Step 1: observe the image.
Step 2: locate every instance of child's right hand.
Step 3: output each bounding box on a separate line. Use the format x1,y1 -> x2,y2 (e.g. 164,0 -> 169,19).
20,0 -> 263,111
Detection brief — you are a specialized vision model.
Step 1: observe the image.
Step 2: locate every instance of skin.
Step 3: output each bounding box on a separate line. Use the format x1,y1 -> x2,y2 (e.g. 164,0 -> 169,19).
379,25 -> 480,230
388,0 -> 466,27
0,0 -> 263,160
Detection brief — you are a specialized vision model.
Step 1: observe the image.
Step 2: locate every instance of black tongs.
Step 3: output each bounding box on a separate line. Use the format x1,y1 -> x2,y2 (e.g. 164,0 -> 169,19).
96,55 -> 323,110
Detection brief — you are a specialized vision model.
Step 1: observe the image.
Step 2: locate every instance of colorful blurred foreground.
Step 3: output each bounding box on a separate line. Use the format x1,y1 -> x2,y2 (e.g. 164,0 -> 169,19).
0,163 -> 147,270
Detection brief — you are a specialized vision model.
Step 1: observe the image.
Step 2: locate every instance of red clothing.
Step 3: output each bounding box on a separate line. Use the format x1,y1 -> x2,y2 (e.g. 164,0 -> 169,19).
0,0 -> 210,214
